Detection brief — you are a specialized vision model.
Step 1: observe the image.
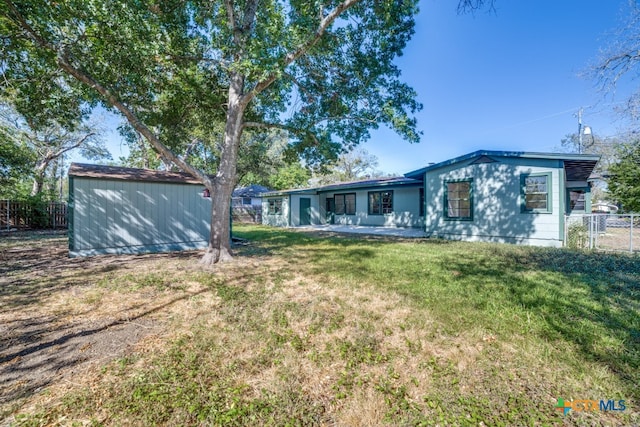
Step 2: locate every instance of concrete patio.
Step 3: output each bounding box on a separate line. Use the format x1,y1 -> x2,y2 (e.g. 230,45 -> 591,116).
294,224 -> 427,238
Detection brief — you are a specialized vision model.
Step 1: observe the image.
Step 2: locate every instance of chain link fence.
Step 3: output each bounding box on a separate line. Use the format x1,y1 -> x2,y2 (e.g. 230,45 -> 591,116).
565,214 -> 639,253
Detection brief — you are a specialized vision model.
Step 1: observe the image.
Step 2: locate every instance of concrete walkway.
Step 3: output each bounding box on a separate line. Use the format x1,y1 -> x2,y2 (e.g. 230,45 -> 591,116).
295,224 -> 427,238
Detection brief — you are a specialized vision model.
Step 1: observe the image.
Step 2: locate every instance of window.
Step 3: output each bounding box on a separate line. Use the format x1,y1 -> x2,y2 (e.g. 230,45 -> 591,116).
444,179 -> 473,220
268,198 -> 283,215
334,193 -> 356,215
242,197 -> 252,205
568,189 -> 586,212
521,173 -> 551,213
419,188 -> 425,217
368,191 -> 393,215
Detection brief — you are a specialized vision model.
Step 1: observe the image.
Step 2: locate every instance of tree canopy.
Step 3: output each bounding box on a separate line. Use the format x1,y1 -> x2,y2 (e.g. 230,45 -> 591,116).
607,141 -> 640,212
0,103 -> 110,199
1,0 -> 424,262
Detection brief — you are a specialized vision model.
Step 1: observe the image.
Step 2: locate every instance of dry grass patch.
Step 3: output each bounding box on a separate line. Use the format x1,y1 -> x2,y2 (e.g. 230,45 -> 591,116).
4,226 -> 639,426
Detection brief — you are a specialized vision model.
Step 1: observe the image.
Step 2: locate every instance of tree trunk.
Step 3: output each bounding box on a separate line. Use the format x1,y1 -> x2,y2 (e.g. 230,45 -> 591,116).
30,161 -> 47,196
200,73 -> 246,265
31,176 -> 43,197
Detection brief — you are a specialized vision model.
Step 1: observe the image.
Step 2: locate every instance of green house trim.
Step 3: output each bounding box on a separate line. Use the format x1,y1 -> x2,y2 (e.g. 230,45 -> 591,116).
520,172 -> 552,214
558,172 -> 565,240
68,176 -> 74,253
566,187 -> 591,214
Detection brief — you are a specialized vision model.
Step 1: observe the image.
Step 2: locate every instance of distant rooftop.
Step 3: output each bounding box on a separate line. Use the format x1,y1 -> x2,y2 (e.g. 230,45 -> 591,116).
233,185 -> 271,197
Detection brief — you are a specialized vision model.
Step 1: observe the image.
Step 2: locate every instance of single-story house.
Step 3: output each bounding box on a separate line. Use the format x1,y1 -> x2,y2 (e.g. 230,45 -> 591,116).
68,163 -> 212,257
232,184 -> 270,208
261,150 -> 600,247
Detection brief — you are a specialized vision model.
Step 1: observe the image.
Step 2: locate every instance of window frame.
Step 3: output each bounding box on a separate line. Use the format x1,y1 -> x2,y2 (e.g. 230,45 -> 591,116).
444,178 -> 473,221
368,190 -> 394,215
567,188 -> 588,213
267,198 -> 283,215
334,193 -> 356,215
520,172 -> 552,213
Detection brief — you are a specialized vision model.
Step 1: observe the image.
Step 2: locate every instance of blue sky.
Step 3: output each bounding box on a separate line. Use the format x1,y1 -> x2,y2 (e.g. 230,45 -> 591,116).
363,0 -> 635,174
85,0 -> 635,175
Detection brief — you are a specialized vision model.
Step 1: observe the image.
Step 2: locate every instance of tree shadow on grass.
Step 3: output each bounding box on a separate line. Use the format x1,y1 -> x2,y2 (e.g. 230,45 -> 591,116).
0,230 -> 200,311
438,245 -> 639,395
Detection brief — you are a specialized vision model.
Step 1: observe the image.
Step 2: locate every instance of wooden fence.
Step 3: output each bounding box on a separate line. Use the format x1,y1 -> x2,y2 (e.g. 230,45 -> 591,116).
0,200 -> 68,230
232,206 -> 262,224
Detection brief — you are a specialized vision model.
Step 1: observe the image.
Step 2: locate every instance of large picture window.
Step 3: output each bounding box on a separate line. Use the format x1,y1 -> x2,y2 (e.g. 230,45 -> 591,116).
268,198 -> 283,215
334,193 -> 356,215
521,173 -> 551,213
368,191 -> 393,215
444,179 -> 473,220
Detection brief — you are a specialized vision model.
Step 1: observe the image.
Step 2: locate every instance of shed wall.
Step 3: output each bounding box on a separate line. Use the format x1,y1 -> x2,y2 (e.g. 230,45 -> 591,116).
70,177 -> 211,256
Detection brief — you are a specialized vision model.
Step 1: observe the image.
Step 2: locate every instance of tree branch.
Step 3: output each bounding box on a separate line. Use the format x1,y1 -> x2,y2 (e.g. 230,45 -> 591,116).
241,0 -> 360,107
224,0 -> 237,35
4,0 -> 214,188
51,132 -> 95,159
243,121 -> 320,146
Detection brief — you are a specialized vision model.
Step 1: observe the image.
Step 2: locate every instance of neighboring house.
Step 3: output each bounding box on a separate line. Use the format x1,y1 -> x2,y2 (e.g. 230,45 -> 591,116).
68,163 -> 211,257
262,150 -> 600,247
232,184 -> 270,208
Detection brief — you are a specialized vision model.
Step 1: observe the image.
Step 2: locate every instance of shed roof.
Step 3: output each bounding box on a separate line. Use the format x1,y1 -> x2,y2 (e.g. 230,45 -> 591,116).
404,150 -> 600,179
69,163 -> 205,185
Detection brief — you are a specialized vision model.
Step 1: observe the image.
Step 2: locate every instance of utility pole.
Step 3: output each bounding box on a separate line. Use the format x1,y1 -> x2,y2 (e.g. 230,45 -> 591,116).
577,107 -> 584,154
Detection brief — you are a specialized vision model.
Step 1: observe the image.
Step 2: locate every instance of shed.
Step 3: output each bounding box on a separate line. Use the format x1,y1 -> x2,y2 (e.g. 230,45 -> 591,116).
68,163 -> 211,257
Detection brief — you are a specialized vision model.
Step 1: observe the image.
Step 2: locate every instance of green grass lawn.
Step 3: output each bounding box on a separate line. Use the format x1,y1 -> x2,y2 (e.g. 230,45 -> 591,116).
15,225 -> 640,426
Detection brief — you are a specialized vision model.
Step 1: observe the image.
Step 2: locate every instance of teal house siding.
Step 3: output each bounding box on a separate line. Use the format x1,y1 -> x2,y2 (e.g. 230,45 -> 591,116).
262,196 -> 290,227
290,194 -> 321,226
261,177 -> 424,228
318,186 -> 423,228
423,157 -> 564,246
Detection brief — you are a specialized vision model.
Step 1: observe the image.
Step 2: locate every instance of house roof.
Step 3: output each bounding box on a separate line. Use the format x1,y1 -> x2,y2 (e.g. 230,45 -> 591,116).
404,150 -> 600,180
69,163 -> 205,185
262,176 -> 422,197
233,184 -> 271,198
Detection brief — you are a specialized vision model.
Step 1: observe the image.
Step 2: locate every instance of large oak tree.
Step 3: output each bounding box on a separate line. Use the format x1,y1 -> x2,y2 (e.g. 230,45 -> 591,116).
1,0 -> 427,263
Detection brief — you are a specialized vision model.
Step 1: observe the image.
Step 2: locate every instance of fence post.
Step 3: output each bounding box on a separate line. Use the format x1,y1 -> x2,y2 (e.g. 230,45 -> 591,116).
631,214 -> 635,253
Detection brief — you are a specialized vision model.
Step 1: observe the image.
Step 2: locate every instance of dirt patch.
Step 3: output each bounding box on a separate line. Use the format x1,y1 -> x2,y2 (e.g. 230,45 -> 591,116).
0,230 -> 208,421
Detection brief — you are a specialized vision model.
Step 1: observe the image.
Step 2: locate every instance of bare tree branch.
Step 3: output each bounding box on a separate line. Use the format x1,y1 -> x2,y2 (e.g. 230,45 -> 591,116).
456,0 -> 496,15
243,121 -> 321,146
